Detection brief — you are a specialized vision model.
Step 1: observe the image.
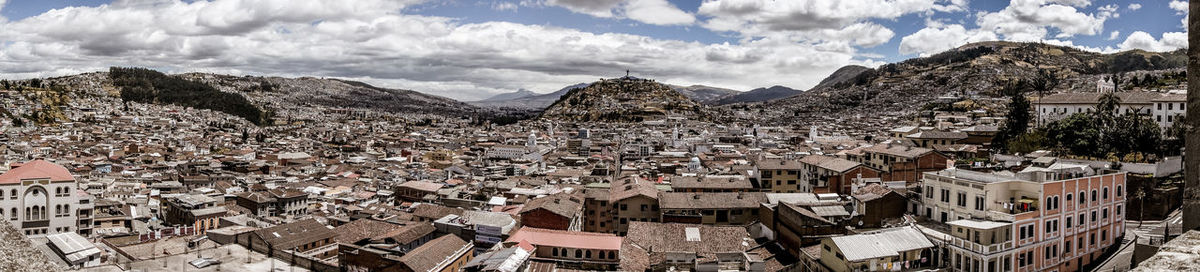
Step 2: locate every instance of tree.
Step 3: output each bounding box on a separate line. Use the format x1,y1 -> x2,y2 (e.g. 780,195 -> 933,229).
1047,113 -> 1103,157
1134,188 -> 1147,227
1163,114 -> 1187,155
993,81 -> 1031,152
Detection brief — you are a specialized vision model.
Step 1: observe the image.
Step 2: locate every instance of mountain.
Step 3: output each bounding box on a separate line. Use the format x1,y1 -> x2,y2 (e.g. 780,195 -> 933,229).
670,85 -> 740,103
711,85 -> 802,105
541,77 -> 707,122
479,89 -> 538,102
469,83 -> 588,109
761,41 -> 1188,122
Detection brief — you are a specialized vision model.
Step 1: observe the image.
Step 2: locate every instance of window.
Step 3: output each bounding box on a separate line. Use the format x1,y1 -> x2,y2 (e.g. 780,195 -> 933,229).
957,192 -> 967,207
620,204 -> 627,211
1102,230 -> 1108,241
10,189 -> 16,199
925,186 -> 933,199
586,250 -> 592,258
1066,193 -> 1072,202
1092,211 -> 1098,222
1079,237 -> 1085,249
640,204 -> 647,211
975,196 -> 985,211
1117,205 -> 1123,216
1066,216 -> 1073,228
1117,186 -> 1123,197
1103,208 -> 1109,219
1103,187 -> 1109,199
1092,190 -> 1098,202
941,189 -> 950,203
1065,241 -> 1072,253
1079,191 -> 1086,204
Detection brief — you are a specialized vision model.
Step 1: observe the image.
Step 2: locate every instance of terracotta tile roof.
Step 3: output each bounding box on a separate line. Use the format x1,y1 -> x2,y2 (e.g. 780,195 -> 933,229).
669,176 -> 753,190
757,158 -> 802,170
252,219 -> 336,250
519,193 -> 583,218
0,160 -> 74,184
609,177 -> 659,202
398,234 -> 471,272
799,155 -> 863,173
622,222 -> 753,269
905,130 -> 967,140
506,227 -> 622,250
658,192 -> 765,210
333,219 -> 406,244
373,223 -> 436,245
862,144 -> 934,159
410,204 -> 463,220
399,180 -> 443,192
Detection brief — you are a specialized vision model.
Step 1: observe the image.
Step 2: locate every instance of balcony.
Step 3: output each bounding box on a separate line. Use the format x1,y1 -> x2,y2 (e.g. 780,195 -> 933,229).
949,236 -> 1014,256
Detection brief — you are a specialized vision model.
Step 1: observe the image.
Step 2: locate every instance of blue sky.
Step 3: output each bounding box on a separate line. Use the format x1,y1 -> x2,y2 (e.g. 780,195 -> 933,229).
0,0 -> 1189,100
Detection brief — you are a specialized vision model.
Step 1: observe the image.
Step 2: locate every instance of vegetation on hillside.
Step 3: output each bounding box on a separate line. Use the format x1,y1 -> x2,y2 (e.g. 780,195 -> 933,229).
110,67 -> 271,125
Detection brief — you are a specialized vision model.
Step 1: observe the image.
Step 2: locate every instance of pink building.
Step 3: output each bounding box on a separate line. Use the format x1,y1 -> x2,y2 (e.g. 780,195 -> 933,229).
922,165 -> 1126,272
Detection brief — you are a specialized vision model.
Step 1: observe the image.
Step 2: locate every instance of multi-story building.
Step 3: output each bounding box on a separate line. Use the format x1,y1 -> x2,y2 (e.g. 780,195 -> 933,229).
757,158 -> 802,193
161,194 -> 227,234
920,165 -> 1126,272
608,177 -> 660,235
1034,91 -> 1186,129
581,188 -> 612,233
0,160 -> 82,237
798,155 -> 879,195
856,145 -> 948,184
659,192 -> 763,225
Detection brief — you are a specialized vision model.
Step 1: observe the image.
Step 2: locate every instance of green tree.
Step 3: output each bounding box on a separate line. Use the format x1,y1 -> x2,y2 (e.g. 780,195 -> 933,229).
993,81 -> 1031,152
1047,113 -> 1104,157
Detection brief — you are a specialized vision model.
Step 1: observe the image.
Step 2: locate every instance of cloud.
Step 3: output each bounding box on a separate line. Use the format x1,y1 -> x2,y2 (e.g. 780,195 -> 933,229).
545,0 -> 624,17
898,24 -> 998,55
542,0 -> 694,26
492,1 -> 518,12
1118,31 -> 1187,52
976,0 -> 1116,40
1169,0 -> 1187,14
1127,3 -> 1141,11
1107,30 -> 1119,40
0,0 -> 875,100
624,0 -> 695,25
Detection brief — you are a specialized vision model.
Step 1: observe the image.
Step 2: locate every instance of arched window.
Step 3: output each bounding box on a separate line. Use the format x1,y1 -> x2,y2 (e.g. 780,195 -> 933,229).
55,205 -> 61,217
1079,191 -> 1086,204
1066,193 -> 1072,202
1092,190 -> 1098,202
1103,187 -> 1109,199
10,208 -> 15,220
64,204 -> 70,215
608,251 -> 616,259
26,207 -> 31,219
55,187 -> 61,196
1117,185 -> 1124,197
0,189 -> 4,198
586,250 -> 592,258
575,249 -> 582,258
9,189 -> 15,199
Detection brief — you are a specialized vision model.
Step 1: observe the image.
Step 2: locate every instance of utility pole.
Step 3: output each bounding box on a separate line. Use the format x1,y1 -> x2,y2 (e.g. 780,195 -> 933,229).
1185,0 -> 1200,232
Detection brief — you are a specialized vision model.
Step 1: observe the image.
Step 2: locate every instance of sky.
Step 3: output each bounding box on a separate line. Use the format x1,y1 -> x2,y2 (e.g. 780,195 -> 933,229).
0,0 -> 1189,101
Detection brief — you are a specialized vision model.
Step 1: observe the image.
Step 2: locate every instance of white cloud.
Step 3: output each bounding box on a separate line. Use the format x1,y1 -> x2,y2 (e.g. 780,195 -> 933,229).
1107,30 -> 1119,40
542,0 -> 695,26
1169,0 -> 1187,14
976,0 -> 1116,40
1127,3 -> 1141,11
624,0 -> 695,26
0,0 -> 873,100
545,0 -> 624,17
1118,31 -> 1187,52
898,24 -> 998,55
492,1 -> 518,12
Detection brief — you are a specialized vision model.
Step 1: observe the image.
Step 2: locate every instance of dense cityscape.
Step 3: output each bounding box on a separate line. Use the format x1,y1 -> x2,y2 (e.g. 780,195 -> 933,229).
0,1 -> 1197,272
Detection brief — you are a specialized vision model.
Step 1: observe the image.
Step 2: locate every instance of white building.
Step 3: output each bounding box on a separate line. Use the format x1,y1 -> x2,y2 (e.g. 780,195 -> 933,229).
1034,92 -> 1186,129
46,232 -> 101,268
0,160 -> 82,237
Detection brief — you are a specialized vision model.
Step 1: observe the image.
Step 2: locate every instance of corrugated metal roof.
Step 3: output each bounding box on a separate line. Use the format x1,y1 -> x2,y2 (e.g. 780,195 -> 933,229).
831,227 -> 935,262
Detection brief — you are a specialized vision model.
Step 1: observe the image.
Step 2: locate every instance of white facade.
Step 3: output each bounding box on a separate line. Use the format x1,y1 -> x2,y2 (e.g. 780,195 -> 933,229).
0,161 -> 82,238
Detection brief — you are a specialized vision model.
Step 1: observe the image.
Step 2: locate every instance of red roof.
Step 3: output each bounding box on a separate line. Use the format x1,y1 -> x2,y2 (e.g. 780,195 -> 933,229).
0,160 -> 75,184
506,227 -> 622,250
